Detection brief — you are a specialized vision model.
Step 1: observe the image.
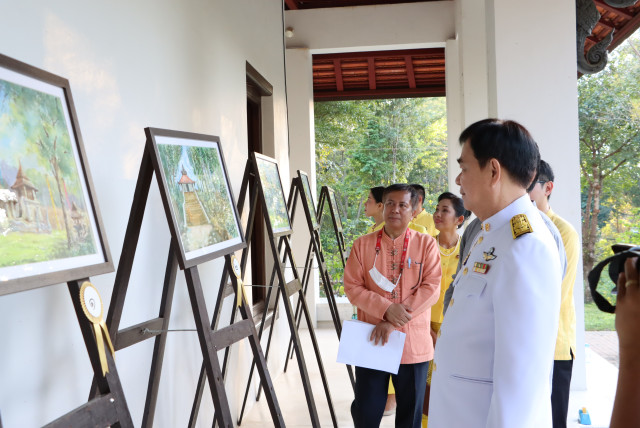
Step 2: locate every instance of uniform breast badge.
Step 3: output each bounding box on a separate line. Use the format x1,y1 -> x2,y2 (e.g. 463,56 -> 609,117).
483,247 -> 497,261
462,252 -> 471,266
473,262 -> 489,274
511,214 -> 533,239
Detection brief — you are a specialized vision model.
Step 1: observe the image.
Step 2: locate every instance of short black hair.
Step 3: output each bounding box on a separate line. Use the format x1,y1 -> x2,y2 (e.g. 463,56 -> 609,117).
459,118 -> 540,189
410,184 -> 426,201
437,192 -> 471,229
526,159 -> 555,198
537,159 -> 554,183
370,186 -> 385,204
410,184 -> 425,209
383,183 -> 418,208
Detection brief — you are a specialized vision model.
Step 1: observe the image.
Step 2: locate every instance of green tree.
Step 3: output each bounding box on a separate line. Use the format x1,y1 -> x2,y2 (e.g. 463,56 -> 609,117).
579,36 -> 640,299
2,81 -> 80,249
314,97 -> 448,296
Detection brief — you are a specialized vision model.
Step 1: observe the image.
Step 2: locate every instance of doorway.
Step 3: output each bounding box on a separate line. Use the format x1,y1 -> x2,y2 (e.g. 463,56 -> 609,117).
246,62 -> 273,311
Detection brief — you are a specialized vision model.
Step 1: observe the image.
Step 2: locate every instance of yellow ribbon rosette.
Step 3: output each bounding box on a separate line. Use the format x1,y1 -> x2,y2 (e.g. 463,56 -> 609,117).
79,281 -> 115,376
230,255 -> 245,307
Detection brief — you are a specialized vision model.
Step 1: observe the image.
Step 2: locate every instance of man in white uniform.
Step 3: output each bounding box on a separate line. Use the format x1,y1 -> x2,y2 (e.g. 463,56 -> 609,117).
429,119 -> 562,428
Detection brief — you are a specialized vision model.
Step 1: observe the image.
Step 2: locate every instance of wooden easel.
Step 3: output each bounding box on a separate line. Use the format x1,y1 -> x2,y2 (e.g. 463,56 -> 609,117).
43,278 -> 133,428
100,129 -> 283,428
187,156 -> 281,427
281,173 -> 355,390
220,154 -> 337,428
317,186 -> 348,268
0,52 -> 133,428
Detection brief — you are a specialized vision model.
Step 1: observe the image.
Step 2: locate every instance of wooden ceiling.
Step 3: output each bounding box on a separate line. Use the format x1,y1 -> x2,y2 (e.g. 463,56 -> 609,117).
292,0 -> 640,101
313,49 -> 445,101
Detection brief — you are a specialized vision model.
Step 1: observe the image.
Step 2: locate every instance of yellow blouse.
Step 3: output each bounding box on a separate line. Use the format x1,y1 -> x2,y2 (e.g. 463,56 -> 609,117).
431,234 -> 460,324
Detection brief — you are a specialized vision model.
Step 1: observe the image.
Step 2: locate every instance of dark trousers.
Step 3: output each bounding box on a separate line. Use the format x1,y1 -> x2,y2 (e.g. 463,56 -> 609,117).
351,362 -> 429,428
551,358 -> 574,428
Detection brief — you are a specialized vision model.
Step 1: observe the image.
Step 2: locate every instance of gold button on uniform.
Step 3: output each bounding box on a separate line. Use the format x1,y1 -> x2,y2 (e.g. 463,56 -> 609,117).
437,329 -> 442,338
463,267 -> 468,275
449,298 -> 454,307
433,362 -> 437,371
478,236 -> 483,243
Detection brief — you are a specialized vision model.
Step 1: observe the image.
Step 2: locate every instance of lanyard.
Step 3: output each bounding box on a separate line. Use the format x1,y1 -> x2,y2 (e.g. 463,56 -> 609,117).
374,228 -> 411,284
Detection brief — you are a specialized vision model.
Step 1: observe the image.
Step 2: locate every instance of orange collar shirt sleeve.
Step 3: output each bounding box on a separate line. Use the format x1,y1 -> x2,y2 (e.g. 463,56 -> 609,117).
344,230 -> 442,363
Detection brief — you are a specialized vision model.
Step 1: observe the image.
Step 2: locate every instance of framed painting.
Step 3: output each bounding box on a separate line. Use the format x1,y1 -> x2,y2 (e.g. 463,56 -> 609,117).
0,54 -> 112,296
252,153 -> 292,236
297,170 -> 318,230
146,128 -> 245,269
327,187 -> 344,232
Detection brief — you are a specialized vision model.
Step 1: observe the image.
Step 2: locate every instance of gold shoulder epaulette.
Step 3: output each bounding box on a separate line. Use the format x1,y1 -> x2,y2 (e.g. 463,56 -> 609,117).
511,214 -> 533,239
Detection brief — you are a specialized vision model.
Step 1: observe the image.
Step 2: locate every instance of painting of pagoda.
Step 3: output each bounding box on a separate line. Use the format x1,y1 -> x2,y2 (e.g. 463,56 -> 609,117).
155,139 -> 241,256
0,74 -> 99,271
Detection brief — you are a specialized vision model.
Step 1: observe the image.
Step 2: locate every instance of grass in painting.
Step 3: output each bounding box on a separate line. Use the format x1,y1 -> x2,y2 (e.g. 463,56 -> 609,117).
156,142 -> 240,254
0,230 -> 69,267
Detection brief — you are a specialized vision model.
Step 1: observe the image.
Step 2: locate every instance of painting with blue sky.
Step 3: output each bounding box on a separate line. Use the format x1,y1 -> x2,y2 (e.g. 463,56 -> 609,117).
0,62 -> 104,284
154,135 -> 242,261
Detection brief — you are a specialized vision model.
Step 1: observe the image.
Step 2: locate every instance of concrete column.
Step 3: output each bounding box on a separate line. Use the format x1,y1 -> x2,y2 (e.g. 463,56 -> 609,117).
458,0 -> 586,389
456,0 -> 491,126
445,38 -> 463,192
285,47 -> 318,326
447,0 -> 491,190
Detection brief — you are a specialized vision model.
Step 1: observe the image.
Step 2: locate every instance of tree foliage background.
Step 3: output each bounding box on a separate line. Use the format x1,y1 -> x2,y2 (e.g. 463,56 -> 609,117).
579,31 -> 640,304
314,97 -> 448,296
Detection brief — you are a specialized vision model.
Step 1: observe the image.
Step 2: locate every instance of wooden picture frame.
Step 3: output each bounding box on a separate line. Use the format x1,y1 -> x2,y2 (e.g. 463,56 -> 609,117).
145,127 -> 244,270
0,54 -> 112,296
297,170 -> 319,230
327,187 -> 344,232
252,152 -> 292,236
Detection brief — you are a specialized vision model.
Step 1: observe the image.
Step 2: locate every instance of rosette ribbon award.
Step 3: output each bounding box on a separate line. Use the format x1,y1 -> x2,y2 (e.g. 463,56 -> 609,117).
79,281 -> 115,376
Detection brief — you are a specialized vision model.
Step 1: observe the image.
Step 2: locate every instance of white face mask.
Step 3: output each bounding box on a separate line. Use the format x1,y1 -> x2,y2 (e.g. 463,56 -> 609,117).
368,252 -> 401,292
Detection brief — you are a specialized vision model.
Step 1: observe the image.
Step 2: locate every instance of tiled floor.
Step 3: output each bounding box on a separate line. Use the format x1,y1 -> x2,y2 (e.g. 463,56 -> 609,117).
241,327 -> 618,427
586,331 -> 619,367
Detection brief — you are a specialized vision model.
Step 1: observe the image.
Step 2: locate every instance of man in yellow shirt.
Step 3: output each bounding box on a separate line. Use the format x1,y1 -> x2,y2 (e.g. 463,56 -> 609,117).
528,160 -> 578,428
409,184 -> 437,236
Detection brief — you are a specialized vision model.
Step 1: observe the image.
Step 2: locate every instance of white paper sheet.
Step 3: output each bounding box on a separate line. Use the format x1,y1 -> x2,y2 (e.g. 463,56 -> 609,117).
336,319 -> 406,374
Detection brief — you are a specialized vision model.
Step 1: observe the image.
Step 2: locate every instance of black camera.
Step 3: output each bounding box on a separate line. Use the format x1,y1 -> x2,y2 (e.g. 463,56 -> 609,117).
588,244 -> 640,313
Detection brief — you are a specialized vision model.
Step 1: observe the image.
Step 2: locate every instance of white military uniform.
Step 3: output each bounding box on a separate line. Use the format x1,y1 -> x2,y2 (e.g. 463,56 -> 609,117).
429,194 -> 562,428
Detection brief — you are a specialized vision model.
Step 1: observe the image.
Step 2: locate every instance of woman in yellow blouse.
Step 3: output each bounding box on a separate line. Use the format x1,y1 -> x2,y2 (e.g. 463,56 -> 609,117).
423,192 -> 469,427
364,186 -> 385,234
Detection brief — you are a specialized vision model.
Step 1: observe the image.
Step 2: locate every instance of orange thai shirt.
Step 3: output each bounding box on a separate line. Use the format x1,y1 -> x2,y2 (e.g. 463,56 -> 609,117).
344,228 -> 441,364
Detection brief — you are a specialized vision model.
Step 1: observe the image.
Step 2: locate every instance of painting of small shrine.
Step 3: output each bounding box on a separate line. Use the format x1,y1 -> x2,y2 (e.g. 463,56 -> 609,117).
0,67 -> 104,282
152,132 -> 242,263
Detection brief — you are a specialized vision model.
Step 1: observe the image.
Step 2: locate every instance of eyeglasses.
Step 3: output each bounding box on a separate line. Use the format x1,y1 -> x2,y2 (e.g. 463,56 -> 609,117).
536,180 -> 548,185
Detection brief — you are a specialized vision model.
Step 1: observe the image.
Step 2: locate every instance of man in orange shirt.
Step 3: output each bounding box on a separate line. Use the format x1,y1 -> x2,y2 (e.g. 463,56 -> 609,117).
344,183 -> 442,428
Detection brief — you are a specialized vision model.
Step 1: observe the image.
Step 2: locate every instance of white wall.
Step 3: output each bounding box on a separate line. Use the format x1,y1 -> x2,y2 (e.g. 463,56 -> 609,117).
0,1 -> 292,426
285,48 -> 319,326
